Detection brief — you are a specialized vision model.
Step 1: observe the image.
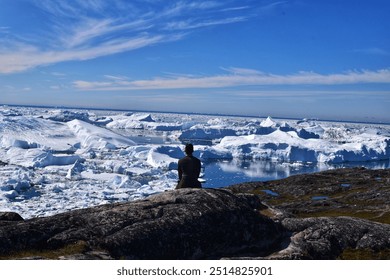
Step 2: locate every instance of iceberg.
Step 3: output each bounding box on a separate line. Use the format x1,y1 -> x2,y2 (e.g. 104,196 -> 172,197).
216,129 -> 390,163
67,119 -> 136,150
147,145 -> 183,170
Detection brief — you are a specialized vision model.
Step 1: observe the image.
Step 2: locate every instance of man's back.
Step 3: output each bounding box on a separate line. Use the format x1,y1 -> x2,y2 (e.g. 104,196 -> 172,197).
177,155 -> 202,188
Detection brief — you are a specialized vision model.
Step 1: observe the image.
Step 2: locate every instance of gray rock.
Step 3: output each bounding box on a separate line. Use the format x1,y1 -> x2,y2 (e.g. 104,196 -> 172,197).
0,212 -> 24,221
0,188 -> 283,259
0,212 -> 24,226
269,216 -> 390,259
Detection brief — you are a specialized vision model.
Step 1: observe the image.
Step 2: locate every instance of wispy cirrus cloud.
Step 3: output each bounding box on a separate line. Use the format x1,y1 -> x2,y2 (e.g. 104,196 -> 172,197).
0,0 -> 257,74
353,47 -> 390,56
0,35 -> 177,74
0,26 -> 10,33
261,1 -> 289,10
164,16 -> 248,30
73,67 -> 390,91
33,0 -> 114,18
221,6 -> 251,12
58,18 -> 153,48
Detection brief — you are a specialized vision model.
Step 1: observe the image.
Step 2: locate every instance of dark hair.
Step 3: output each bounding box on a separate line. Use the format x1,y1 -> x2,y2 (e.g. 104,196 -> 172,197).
185,143 -> 194,155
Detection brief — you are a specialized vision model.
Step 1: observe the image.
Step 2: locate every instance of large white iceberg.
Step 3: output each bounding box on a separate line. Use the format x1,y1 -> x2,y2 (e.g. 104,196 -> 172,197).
215,129 -> 390,163
67,119 -> 136,150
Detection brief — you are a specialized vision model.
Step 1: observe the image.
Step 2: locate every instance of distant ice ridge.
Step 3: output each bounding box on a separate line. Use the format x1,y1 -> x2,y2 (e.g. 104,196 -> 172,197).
1,106 -> 389,219
216,130 -> 390,163
177,116 -> 390,164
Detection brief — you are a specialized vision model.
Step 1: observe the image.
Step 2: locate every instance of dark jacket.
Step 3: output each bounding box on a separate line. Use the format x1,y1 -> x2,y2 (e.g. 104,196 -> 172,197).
176,155 -> 202,189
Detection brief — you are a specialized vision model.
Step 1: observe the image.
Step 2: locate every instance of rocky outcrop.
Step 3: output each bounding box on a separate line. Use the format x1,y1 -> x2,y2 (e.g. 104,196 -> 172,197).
0,212 -> 24,221
269,217 -> 390,259
1,168 -> 390,260
0,212 -> 24,227
0,188 -> 283,259
228,167 -> 390,260
229,167 -> 390,224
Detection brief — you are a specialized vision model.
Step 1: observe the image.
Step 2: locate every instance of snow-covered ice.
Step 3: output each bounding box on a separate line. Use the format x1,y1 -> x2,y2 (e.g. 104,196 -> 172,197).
1,106 -> 389,219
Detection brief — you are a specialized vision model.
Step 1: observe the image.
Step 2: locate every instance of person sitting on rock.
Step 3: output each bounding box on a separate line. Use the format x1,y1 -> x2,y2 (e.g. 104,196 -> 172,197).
176,143 -> 202,189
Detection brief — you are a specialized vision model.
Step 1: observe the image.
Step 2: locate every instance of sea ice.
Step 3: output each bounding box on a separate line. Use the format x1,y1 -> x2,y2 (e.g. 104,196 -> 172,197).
0,105 -> 389,219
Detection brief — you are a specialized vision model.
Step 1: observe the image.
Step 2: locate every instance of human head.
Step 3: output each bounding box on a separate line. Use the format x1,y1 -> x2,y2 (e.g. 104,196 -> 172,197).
184,143 -> 194,155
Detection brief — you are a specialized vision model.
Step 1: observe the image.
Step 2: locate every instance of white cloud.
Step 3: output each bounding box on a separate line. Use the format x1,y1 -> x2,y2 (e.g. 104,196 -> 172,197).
0,35 -> 179,74
164,16 -> 248,30
34,0 -> 109,18
60,18 -> 153,48
0,26 -> 10,33
73,68 -> 390,91
353,48 -> 390,56
221,6 -> 250,12
262,1 -> 289,9
51,72 -> 66,77
158,1 -> 223,18
103,75 -> 129,81
0,1 -> 254,74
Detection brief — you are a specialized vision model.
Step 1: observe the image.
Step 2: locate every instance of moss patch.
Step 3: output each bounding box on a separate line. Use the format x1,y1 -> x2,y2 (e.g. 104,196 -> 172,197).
259,208 -> 278,219
339,248 -> 390,260
0,240 -> 89,260
297,209 -> 379,219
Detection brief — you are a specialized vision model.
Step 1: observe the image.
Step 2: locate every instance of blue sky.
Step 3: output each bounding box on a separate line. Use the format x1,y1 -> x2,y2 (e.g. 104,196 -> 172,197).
0,0 -> 389,122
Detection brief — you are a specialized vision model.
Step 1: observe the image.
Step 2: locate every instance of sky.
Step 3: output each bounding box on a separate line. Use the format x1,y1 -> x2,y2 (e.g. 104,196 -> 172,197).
0,0 -> 389,122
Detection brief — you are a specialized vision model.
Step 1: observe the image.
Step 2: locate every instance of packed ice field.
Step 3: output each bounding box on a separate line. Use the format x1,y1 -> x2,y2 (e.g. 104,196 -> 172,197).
1,105 -> 389,219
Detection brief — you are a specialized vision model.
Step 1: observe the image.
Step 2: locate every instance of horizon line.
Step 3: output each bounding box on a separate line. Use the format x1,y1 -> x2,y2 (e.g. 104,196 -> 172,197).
2,103 -> 389,126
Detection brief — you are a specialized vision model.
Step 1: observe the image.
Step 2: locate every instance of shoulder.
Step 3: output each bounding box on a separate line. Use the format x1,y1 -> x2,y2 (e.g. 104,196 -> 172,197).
193,156 -> 201,163
178,156 -> 190,162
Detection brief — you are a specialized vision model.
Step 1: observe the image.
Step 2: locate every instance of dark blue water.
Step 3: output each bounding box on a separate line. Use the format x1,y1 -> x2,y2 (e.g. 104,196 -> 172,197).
111,126 -> 390,188
201,159 -> 390,188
